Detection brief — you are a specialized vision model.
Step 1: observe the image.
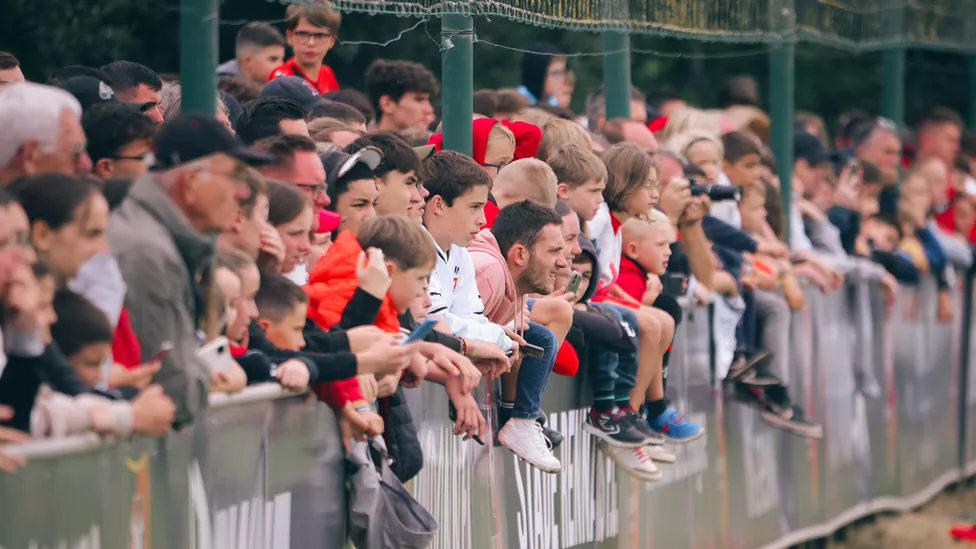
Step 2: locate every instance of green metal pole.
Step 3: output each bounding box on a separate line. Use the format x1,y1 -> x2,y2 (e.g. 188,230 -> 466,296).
969,56 -> 976,129
441,14 -> 474,156
881,49 -> 905,126
881,3 -> 905,127
179,0 -> 217,115
603,30 -> 631,121
769,0 -> 795,243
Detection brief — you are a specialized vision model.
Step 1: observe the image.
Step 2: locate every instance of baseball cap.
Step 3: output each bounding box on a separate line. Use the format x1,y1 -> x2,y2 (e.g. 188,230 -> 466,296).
793,131 -> 834,166
317,210 -> 342,234
413,144 -> 436,161
58,76 -> 122,112
319,147 -> 384,189
261,76 -> 328,113
151,112 -> 274,171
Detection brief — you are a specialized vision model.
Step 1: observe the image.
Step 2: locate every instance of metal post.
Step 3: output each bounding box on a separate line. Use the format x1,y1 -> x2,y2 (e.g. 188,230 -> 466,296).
881,49 -> 905,126
603,30 -> 631,121
881,4 -> 906,127
441,14 -> 474,156
179,0 -> 218,115
969,56 -> 976,129
769,0 -> 796,243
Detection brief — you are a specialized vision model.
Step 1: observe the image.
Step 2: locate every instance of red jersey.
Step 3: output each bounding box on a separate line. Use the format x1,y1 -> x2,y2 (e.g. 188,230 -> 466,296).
269,58 -> 339,95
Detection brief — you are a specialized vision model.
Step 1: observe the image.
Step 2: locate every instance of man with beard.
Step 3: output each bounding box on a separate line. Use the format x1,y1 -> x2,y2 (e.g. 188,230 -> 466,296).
468,200 -> 567,473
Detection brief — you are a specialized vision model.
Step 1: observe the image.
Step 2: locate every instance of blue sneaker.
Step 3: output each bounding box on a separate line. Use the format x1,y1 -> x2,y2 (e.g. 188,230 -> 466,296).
646,407 -> 704,443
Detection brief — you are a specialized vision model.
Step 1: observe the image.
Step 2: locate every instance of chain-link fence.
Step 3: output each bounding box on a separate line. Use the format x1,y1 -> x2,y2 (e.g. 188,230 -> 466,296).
296,0 -> 976,51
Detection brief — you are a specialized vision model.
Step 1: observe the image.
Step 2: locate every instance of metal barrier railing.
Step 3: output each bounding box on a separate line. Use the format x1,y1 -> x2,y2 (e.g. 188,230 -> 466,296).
1,275 -> 974,549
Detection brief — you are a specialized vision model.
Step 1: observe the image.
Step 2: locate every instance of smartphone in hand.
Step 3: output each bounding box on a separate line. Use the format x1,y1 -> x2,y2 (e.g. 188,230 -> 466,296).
521,343 -> 545,360
566,271 -> 583,295
151,342 -> 174,362
403,317 -> 439,345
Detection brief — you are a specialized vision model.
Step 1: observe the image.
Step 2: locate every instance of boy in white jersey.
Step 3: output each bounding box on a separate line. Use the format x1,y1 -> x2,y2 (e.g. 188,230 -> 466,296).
422,150 -> 514,354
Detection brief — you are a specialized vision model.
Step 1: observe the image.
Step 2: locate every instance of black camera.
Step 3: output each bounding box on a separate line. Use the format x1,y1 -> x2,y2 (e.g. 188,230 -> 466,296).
689,181 -> 742,203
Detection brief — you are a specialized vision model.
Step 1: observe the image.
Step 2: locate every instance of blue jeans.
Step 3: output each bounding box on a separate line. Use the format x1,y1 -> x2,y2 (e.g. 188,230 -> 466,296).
513,321 -> 557,419
591,303 -> 639,396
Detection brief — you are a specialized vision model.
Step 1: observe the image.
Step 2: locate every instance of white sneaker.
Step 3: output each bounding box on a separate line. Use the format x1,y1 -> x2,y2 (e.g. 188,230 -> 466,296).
644,445 -> 676,464
599,441 -> 662,482
498,418 -> 562,473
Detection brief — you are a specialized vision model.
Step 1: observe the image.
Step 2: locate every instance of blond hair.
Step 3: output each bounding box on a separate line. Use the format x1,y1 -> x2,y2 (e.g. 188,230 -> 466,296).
486,122 -> 515,152
620,214 -> 669,247
725,105 -> 771,144
493,158 -> 558,207
513,107 -> 556,128
535,118 -> 593,162
307,117 -> 362,143
665,131 -> 725,162
602,142 -> 657,213
547,144 -> 607,188
659,107 -> 721,144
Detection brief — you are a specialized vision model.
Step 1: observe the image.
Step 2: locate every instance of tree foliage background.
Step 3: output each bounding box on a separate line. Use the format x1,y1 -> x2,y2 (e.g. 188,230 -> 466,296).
1,0 -> 971,135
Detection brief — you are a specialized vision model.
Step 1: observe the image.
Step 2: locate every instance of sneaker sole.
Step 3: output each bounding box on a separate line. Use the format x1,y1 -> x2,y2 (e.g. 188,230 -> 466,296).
499,438 -> 562,474
583,422 -> 647,449
644,445 -> 677,463
600,444 -> 663,482
760,412 -> 824,439
726,352 -> 769,381
657,426 -> 705,444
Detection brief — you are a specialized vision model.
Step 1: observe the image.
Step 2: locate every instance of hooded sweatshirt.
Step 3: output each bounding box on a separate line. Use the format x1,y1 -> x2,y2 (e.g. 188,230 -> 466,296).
427,119 -> 543,229
467,229 -> 520,326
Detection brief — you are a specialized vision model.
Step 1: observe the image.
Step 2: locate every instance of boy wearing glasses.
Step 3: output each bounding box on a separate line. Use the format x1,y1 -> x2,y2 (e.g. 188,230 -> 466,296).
269,1 -> 342,94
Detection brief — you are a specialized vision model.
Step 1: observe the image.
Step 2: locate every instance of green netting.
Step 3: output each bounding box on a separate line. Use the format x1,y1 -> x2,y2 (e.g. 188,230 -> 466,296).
285,0 -> 976,51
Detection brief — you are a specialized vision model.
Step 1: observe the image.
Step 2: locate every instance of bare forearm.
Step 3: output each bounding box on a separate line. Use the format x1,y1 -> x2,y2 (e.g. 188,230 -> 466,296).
679,223 -> 715,289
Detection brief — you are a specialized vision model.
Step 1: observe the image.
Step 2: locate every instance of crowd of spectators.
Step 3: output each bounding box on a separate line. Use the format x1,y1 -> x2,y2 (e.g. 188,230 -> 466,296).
0,0 -> 971,489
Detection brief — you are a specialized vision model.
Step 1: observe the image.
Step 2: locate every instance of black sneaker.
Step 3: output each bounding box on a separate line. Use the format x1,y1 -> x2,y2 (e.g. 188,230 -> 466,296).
726,350 -> 773,382
760,406 -> 824,439
584,409 -> 648,448
620,409 -> 666,446
735,383 -> 823,439
741,367 -> 782,387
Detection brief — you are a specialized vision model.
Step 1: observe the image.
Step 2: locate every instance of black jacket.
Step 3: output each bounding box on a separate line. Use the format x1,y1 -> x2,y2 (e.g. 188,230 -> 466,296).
246,322 -> 357,382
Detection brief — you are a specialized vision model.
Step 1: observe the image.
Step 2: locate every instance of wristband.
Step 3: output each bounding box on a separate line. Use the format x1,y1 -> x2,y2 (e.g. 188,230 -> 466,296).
459,337 -> 468,356
355,405 -> 372,413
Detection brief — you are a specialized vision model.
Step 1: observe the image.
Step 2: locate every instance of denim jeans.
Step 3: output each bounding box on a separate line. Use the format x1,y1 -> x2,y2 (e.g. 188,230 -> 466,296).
513,320 -> 557,419
590,302 -> 640,396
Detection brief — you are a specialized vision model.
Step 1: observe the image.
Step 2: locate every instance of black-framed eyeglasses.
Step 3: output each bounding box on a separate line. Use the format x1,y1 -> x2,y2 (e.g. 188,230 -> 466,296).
484,162 -> 507,174
296,182 -> 327,196
294,30 -> 333,44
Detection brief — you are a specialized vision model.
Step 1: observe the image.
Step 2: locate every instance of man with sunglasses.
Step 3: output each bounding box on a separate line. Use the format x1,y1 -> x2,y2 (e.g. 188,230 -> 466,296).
269,1 -> 342,94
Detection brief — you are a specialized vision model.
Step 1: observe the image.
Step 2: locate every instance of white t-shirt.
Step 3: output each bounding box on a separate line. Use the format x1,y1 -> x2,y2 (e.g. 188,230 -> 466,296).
283,262 -> 309,286
589,203 -> 622,286
429,238 -> 484,317
708,172 -> 742,230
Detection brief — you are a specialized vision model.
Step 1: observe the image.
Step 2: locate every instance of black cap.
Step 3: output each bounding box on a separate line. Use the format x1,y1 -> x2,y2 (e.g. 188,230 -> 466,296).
151,113 -> 274,171
320,147 -> 384,188
794,131 -> 834,166
260,76 -> 328,113
58,76 -> 119,112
